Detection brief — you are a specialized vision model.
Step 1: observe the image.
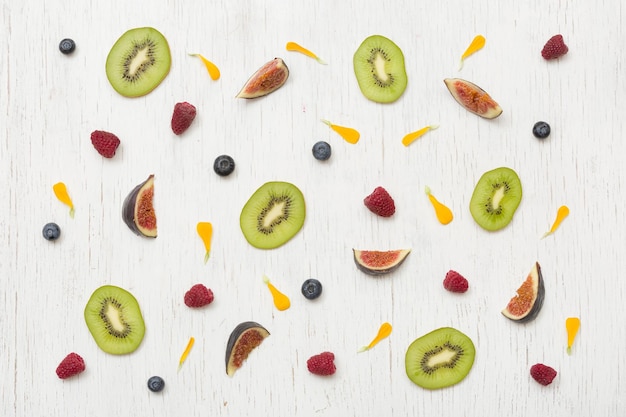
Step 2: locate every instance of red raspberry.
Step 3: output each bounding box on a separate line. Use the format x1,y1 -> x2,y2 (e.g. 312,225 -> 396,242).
307,351 -> 336,376
443,270 -> 469,293
184,283 -> 214,308
530,363 -> 557,386
90,130 -> 120,158
364,186 -> 395,217
171,102 -> 197,135
56,352 -> 85,379
541,34 -> 569,60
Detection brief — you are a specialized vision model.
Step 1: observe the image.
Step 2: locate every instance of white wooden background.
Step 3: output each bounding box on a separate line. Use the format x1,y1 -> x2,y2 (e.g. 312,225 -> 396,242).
2,0 -> 625,415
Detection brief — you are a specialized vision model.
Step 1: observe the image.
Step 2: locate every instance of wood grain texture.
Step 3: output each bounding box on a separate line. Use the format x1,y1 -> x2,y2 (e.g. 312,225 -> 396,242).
1,0 -> 625,415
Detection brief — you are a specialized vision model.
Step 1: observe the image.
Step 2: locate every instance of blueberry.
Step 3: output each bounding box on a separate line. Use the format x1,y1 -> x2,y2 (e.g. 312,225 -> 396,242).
147,376 -> 165,392
42,223 -> 61,241
213,155 -> 235,176
312,141 -> 331,161
59,38 -> 76,55
532,121 -> 551,139
301,279 -> 323,300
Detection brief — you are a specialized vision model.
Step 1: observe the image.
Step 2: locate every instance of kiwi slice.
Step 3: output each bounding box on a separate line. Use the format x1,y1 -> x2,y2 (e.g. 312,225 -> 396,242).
469,167 -> 522,231
84,285 -> 145,355
405,327 -> 475,390
105,27 -> 171,98
240,181 -> 305,249
353,35 -> 408,103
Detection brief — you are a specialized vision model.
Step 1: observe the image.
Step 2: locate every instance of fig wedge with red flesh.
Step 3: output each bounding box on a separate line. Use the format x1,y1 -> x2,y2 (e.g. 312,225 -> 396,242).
502,262 -> 545,322
225,321 -> 270,376
444,78 -> 502,119
353,249 -> 411,276
236,58 -> 289,99
122,175 -> 157,238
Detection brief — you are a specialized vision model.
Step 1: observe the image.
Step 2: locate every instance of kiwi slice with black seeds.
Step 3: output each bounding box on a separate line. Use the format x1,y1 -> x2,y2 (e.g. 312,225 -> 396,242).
240,181 -> 305,249
105,27 -> 171,98
353,35 -> 408,103
405,327 -> 475,390
84,285 -> 145,355
469,167 -> 522,231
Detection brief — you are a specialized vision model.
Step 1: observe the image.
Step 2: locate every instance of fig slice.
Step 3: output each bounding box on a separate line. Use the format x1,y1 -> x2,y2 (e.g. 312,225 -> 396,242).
236,58 -> 289,99
122,174 -> 157,238
225,321 -> 270,376
502,262 -> 545,323
353,249 -> 411,276
444,78 -> 502,119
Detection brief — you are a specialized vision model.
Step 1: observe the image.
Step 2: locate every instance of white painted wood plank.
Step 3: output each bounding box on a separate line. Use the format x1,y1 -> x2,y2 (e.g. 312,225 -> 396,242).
2,0 -> 625,415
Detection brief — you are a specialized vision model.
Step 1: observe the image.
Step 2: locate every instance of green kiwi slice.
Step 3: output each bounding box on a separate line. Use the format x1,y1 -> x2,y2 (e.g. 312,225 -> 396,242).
240,181 -> 305,249
353,35 -> 408,103
105,27 -> 171,98
405,327 -> 475,390
469,167 -> 522,231
84,285 -> 145,355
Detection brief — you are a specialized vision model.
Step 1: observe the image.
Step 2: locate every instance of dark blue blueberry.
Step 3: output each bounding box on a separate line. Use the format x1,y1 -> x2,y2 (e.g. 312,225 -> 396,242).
532,121 -> 551,139
312,141 -> 331,161
59,39 -> 76,54
147,376 -> 165,392
42,223 -> 61,241
213,155 -> 235,176
301,279 -> 323,300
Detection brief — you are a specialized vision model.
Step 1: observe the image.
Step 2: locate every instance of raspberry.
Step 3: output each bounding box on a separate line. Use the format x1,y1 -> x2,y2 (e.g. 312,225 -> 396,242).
364,186 -> 395,217
90,130 -> 120,158
56,352 -> 85,379
307,351 -> 336,376
443,270 -> 469,293
541,34 -> 568,60
530,363 -> 557,386
184,283 -> 214,308
171,102 -> 197,135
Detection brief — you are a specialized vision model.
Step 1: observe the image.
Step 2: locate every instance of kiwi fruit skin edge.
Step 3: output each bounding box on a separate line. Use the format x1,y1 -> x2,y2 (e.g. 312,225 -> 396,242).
84,285 -> 146,355
469,167 -> 522,232
239,181 -> 306,250
353,35 -> 408,104
105,27 -> 171,98
405,327 -> 475,390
